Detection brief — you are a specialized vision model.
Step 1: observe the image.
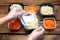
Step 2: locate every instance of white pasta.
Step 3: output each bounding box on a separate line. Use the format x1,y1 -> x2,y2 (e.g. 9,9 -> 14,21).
41,6 -> 53,15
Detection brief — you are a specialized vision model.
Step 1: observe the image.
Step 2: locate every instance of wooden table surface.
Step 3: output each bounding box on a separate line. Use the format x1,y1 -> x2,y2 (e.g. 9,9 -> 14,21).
0,0 -> 60,40
0,3 -> 60,35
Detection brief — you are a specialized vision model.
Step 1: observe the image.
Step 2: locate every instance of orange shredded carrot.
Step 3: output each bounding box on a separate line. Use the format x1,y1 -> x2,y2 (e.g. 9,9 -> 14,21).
26,6 -> 37,14
44,19 -> 55,29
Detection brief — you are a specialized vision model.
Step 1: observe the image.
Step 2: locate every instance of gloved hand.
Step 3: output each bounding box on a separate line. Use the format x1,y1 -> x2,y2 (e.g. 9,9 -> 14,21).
7,7 -> 25,19
27,26 -> 45,40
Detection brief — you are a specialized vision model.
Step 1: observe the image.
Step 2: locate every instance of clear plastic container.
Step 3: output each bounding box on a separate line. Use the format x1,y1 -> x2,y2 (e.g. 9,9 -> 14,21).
21,13 -> 40,31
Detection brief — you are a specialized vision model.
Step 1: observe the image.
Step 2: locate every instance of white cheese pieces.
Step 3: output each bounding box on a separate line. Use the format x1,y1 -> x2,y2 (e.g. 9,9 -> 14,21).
10,4 -> 23,10
41,6 -> 53,15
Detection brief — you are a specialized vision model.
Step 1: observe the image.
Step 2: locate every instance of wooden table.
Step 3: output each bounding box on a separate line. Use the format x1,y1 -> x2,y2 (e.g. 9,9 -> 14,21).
0,0 -> 60,40
0,4 -> 60,35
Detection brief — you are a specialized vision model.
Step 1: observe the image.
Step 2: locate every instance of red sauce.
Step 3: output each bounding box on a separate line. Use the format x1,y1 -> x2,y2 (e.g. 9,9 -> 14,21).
9,19 -> 20,31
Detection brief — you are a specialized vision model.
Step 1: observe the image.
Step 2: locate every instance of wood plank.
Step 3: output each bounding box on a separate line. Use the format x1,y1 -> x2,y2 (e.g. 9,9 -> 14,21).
0,35 -> 27,40
0,35 -> 60,40
0,0 -> 60,5
55,5 -> 60,20
0,5 -> 8,14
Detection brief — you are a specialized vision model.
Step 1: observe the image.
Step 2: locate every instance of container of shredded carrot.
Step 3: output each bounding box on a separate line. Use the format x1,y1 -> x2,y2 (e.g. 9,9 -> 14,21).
43,18 -> 56,29
26,6 -> 38,14
8,19 -> 20,31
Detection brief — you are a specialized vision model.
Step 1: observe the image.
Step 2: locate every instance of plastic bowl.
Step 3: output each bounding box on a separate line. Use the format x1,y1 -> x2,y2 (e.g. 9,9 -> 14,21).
43,18 -> 56,29
39,3 -> 56,17
8,3 -> 24,12
8,19 -> 21,31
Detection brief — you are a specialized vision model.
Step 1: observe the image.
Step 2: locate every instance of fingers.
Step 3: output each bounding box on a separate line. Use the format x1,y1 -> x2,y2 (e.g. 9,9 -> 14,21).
39,26 -> 45,31
34,26 -> 44,31
39,26 -> 45,32
15,8 -> 23,13
18,10 -> 26,19
10,7 -> 23,13
34,26 -> 45,34
39,26 -> 45,33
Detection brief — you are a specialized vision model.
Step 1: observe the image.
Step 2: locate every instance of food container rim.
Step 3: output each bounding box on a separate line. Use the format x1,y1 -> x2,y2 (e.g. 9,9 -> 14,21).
21,14 -> 40,30
8,3 -> 24,12
39,3 -> 56,16
43,18 -> 56,29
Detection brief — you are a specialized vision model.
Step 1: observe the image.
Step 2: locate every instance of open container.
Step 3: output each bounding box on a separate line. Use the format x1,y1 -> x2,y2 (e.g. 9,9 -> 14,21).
21,13 -> 40,32
26,6 -> 38,14
8,3 -> 24,12
39,3 -> 56,17
43,18 -> 56,29
8,3 -> 24,31
8,19 -> 21,31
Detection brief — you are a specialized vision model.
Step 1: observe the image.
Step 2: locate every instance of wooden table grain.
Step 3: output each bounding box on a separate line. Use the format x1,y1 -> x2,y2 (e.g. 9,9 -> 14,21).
0,0 -> 60,40
0,0 -> 60,5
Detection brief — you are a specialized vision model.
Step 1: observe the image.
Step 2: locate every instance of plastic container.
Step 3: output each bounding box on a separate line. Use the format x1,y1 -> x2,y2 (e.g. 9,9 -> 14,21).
26,6 -> 38,14
21,13 -> 40,31
39,3 -> 56,17
43,18 -> 56,29
8,3 -> 24,31
8,19 -> 21,31
8,3 -> 24,12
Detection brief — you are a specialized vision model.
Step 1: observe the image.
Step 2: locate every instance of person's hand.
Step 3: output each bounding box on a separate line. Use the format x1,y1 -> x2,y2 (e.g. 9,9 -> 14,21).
27,26 -> 45,40
7,7 -> 25,19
